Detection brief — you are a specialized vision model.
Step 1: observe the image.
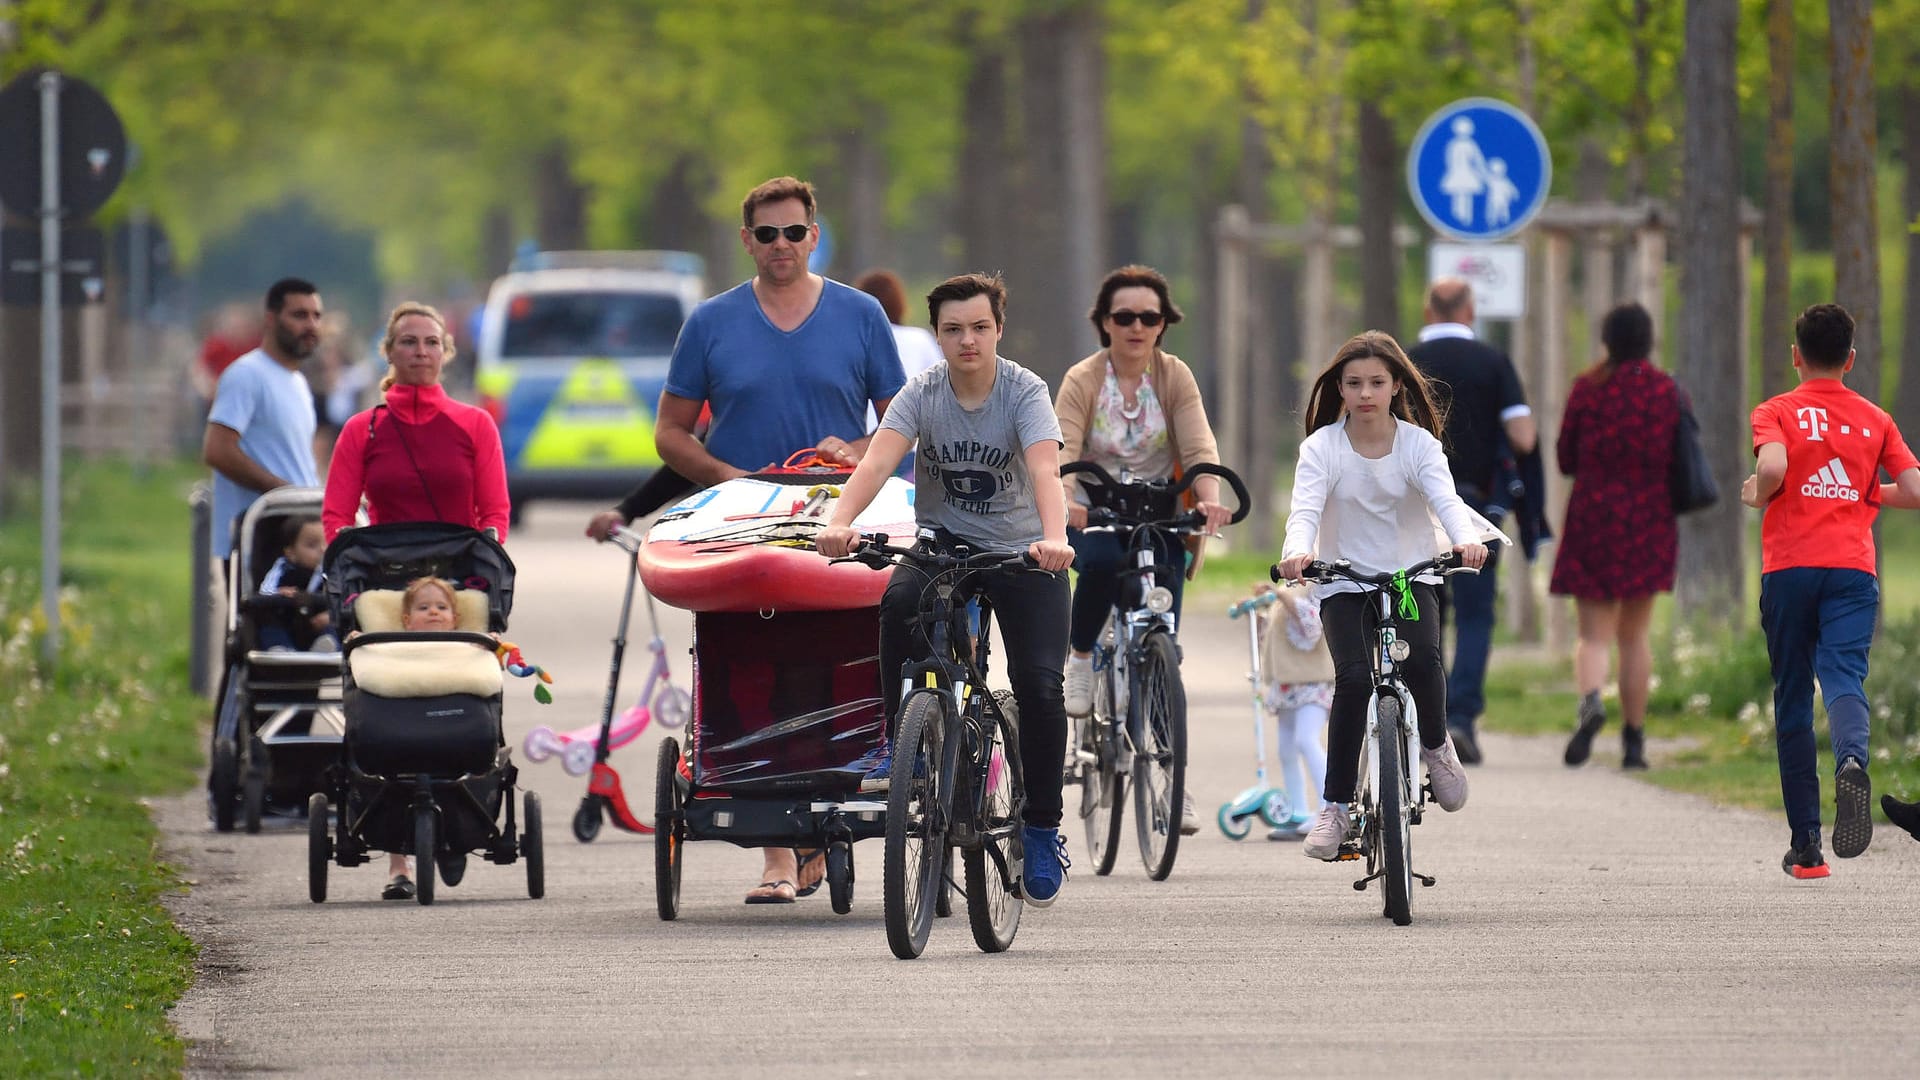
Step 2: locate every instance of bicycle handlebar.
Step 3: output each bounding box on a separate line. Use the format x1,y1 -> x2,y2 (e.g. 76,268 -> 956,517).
1060,460 -> 1252,530
1226,591 -> 1282,619
831,533 -> 1038,575
1268,552 -> 1477,587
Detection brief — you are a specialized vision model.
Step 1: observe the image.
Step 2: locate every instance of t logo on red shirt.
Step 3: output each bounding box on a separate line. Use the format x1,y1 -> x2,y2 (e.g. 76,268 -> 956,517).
1796,406 -> 1830,441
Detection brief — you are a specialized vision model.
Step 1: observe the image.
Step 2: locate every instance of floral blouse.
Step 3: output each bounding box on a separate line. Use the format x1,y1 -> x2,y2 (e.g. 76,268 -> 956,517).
1082,365 -> 1174,484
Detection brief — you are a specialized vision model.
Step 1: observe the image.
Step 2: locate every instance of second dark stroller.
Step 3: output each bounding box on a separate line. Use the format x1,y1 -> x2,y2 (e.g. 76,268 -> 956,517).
307,522 -> 543,906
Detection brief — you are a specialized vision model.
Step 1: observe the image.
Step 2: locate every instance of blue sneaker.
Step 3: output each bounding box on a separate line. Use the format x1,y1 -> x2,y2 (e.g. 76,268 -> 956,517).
859,750 -> 892,793
1021,825 -> 1069,907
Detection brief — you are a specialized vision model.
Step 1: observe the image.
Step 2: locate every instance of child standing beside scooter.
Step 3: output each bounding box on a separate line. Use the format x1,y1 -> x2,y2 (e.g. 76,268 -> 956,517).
1259,582 -> 1334,840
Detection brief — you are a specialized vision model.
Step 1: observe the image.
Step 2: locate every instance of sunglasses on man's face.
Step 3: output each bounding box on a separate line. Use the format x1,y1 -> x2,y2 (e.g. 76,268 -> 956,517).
1109,310 -> 1165,327
751,223 -> 812,244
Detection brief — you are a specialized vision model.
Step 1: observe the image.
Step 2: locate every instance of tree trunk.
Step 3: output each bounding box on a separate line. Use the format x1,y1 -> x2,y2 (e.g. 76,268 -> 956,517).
838,106 -> 890,278
1357,98 -> 1400,337
480,205 -> 513,280
1626,0 -> 1654,202
1238,8 -> 1282,548
1898,78 -> 1920,437
1011,3 -> 1105,384
1761,0 -> 1796,401
1676,0 -> 1745,622
958,41 -> 1014,276
533,144 -> 588,251
1830,0 -> 1880,401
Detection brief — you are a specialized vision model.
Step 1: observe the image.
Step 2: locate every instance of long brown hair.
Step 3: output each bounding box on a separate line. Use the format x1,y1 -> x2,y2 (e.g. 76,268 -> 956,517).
1301,331 -> 1446,438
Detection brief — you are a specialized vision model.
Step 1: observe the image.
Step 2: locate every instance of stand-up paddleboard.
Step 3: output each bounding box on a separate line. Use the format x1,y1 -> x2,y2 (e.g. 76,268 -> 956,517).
638,471 -> 917,612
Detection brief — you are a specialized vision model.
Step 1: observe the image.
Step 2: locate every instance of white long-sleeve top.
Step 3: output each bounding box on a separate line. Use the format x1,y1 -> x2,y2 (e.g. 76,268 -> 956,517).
1282,418 -> 1487,597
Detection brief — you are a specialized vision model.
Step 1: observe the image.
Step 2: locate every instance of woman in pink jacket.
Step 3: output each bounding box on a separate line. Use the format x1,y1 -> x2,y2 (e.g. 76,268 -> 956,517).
321,301 -> 510,900
323,302 -> 510,547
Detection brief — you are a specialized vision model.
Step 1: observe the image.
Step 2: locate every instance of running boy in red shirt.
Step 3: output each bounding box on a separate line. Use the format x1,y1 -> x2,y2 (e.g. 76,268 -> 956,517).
1743,303 -> 1920,878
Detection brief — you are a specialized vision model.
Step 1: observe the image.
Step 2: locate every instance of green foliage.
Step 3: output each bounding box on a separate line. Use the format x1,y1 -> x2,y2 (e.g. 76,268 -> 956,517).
0,461 -> 207,1076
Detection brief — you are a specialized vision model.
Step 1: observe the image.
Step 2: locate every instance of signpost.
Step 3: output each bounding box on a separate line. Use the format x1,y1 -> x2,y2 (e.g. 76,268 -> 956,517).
1408,97 -> 1550,321
0,70 -> 127,660
1429,242 -> 1526,319
1407,97 -> 1551,242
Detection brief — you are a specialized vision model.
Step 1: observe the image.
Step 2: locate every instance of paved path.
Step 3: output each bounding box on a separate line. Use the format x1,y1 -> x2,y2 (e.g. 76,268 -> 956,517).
162,505 -> 1920,1078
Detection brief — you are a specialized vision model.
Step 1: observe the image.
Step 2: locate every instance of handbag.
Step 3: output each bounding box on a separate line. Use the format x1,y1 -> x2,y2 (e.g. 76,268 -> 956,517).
1668,382 -> 1719,514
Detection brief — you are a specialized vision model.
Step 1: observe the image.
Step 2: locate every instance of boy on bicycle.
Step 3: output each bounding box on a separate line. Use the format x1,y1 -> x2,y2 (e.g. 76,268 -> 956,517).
815,272 -> 1078,907
1275,332 -> 1487,861
1742,303 -> 1920,877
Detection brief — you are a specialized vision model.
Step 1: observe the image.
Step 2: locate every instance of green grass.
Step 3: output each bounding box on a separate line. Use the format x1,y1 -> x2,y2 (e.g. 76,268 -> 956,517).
0,460 -> 208,1077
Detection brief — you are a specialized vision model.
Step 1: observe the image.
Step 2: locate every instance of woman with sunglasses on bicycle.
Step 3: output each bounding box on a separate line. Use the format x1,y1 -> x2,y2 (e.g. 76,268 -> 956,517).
1275,332 -> 1487,861
1055,267 -> 1231,832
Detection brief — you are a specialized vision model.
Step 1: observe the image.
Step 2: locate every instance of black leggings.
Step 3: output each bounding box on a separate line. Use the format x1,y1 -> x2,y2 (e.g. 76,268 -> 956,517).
1320,583 -> 1447,804
878,562 -> 1070,830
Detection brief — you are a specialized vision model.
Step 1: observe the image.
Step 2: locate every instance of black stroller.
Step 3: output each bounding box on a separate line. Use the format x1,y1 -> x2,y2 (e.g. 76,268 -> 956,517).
307,522 -> 543,906
208,486 -> 345,833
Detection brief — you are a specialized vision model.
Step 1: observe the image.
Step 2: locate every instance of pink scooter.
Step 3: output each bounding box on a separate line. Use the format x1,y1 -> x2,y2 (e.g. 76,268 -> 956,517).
522,526 -> 689,842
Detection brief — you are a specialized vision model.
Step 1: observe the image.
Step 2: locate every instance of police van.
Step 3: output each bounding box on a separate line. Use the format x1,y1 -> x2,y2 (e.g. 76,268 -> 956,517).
473,251 -> 706,518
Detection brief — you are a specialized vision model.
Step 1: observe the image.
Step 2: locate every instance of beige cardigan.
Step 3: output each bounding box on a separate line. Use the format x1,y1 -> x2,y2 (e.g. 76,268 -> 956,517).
1055,349 -> 1223,575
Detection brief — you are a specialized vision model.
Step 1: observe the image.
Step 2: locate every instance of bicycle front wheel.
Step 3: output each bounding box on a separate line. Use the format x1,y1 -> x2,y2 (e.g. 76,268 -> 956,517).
1132,631 -> 1187,881
885,692 -> 949,959
964,690 -> 1024,953
1375,694 -> 1413,926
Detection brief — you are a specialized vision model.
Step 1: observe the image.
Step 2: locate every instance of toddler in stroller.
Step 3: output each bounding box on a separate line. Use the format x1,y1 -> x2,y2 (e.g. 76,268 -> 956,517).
309,523 -> 544,906
256,515 -> 338,652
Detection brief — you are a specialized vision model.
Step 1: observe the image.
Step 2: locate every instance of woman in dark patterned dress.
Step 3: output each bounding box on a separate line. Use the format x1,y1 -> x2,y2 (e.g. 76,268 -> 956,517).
1550,302 -> 1680,770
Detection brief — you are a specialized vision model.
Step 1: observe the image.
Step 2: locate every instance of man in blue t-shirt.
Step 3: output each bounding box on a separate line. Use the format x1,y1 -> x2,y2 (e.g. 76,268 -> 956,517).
647,177 -> 904,906
656,176 -> 905,485
202,278 -> 325,559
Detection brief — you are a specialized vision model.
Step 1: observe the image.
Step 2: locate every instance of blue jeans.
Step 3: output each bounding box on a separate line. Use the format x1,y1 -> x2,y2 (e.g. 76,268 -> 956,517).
1067,527 -> 1186,653
1760,567 -> 1877,846
1444,543 -> 1500,735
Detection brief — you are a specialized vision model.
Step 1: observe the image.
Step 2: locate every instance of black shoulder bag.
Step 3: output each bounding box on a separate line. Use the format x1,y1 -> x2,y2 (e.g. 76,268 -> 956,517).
1668,381 -> 1719,514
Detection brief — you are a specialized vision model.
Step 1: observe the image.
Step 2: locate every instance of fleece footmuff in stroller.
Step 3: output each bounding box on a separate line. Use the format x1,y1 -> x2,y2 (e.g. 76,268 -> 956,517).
309,522 -> 542,906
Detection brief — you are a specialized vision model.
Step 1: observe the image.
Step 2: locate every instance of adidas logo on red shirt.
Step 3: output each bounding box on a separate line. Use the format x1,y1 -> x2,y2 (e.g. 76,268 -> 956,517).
1801,457 -> 1861,502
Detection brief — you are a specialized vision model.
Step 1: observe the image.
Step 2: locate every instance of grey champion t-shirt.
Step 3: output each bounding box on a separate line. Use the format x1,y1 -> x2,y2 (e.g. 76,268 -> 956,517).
881,357 -> 1063,549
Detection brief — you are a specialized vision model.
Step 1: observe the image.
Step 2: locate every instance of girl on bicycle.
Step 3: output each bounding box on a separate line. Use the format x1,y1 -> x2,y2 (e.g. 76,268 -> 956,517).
815,272 -> 1078,907
1275,331 -> 1489,861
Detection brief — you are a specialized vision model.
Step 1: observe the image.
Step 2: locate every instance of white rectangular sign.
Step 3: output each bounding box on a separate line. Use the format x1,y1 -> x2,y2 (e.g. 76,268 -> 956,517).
1429,242 -> 1526,319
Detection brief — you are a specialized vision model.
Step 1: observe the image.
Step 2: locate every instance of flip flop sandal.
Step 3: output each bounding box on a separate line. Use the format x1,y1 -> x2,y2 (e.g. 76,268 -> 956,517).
793,848 -> 827,898
381,875 -> 415,900
744,879 -> 797,905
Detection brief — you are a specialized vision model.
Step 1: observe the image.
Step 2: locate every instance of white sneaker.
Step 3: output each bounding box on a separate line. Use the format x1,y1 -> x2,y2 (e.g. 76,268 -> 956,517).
1302,803 -> 1349,861
1422,736 -> 1470,812
1064,654 -> 1094,717
1180,790 -> 1200,836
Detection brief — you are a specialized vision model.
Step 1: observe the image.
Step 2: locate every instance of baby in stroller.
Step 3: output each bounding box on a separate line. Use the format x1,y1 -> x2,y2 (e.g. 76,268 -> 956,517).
256,515 -> 338,652
311,523 -> 544,906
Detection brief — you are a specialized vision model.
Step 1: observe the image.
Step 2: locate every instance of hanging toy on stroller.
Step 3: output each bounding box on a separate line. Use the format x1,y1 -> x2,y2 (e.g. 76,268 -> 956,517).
521,524 -> 690,842
1219,590 -> 1292,839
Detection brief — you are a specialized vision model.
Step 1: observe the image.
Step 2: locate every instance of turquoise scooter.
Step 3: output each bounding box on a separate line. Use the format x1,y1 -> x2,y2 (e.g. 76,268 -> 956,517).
1219,592 -> 1293,839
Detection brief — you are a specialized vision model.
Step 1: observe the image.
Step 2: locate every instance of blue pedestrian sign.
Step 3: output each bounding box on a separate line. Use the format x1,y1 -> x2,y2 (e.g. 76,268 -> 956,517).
1406,98 -> 1551,242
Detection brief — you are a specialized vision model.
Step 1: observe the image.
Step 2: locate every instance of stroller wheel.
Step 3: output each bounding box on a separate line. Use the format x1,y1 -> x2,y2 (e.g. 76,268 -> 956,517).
307,793 -> 330,903
827,840 -> 854,915
413,806 -> 436,906
572,797 -> 603,843
243,769 -> 266,835
523,792 -> 545,900
210,739 -> 240,833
